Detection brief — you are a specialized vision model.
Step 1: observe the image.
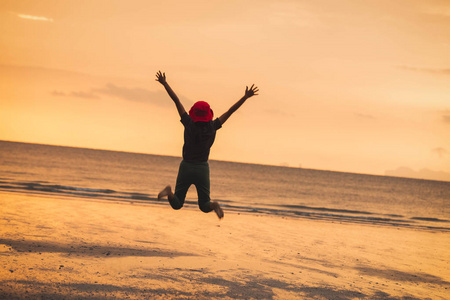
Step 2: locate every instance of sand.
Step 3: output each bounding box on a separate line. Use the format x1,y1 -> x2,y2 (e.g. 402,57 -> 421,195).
1,192 -> 449,299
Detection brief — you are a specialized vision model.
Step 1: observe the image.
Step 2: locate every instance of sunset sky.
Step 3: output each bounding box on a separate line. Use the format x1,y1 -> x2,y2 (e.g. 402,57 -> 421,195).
1,0 -> 449,181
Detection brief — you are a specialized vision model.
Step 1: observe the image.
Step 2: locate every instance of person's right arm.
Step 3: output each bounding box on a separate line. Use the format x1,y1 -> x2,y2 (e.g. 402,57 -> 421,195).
155,71 -> 186,117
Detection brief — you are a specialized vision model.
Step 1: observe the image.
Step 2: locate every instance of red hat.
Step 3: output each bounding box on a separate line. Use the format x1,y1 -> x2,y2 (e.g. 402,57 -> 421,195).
189,101 -> 214,122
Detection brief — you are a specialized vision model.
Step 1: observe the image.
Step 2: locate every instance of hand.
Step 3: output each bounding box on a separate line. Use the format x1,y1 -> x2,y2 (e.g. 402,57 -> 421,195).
244,84 -> 259,98
155,70 -> 167,85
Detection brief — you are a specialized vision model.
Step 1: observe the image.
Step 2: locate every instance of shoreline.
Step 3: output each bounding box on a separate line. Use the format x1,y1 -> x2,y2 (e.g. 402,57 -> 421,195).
1,192 -> 449,299
1,188 -> 448,233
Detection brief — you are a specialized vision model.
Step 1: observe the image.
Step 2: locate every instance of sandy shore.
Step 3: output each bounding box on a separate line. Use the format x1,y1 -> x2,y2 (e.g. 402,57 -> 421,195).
1,192 -> 449,299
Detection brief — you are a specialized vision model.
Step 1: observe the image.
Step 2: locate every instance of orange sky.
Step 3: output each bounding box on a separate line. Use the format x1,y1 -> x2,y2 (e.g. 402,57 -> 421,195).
1,0 -> 449,181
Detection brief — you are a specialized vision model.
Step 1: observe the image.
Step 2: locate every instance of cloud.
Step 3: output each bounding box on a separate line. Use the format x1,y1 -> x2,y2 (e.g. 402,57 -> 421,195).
51,91 -> 67,97
95,83 -> 194,107
385,167 -> 450,182
17,14 -> 54,22
51,83 -> 184,107
95,83 -> 159,103
51,90 -> 99,99
71,91 -> 100,99
432,147 -> 448,158
439,109 -> 450,124
354,112 -> 375,119
443,114 -> 450,124
399,66 -> 450,76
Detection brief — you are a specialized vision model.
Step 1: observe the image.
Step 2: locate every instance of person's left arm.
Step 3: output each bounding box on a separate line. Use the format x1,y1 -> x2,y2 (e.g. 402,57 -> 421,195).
219,84 -> 259,125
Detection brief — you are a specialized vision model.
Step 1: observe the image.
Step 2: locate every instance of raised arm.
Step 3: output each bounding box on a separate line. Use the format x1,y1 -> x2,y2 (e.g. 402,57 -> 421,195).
219,84 -> 259,125
155,71 -> 186,117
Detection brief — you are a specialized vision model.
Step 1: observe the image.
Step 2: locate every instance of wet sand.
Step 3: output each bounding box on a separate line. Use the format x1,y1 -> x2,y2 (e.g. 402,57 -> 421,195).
1,193 -> 449,299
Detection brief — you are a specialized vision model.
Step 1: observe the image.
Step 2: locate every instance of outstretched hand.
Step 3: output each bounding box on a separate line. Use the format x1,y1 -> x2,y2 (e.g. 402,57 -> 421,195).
244,84 -> 259,98
155,70 -> 166,85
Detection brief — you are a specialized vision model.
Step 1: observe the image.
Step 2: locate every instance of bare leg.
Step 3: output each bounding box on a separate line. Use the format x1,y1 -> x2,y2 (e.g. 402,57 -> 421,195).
210,201 -> 224,219
159,185 -> 222,219
158,185 -> 174,201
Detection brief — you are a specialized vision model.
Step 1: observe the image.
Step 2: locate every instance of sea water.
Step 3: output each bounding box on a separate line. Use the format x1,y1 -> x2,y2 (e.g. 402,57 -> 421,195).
1,141 -> 449,231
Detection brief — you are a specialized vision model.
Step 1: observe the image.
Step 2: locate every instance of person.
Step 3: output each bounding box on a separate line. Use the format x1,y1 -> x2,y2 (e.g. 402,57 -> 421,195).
156,71 -> 259,219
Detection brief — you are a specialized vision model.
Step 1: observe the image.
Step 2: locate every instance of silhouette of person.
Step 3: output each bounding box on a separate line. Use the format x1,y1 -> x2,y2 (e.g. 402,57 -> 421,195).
156,71 -> 259,219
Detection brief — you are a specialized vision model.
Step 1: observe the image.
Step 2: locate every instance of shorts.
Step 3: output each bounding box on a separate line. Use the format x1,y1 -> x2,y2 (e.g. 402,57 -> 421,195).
170,160 -> 212,213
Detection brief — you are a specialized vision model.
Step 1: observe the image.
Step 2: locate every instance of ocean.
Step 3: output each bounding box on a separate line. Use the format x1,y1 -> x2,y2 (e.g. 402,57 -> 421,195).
1,140 -> 449,231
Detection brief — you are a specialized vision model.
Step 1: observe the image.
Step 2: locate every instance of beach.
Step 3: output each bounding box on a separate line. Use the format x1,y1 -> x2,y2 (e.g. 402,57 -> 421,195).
1,192 -> 449,299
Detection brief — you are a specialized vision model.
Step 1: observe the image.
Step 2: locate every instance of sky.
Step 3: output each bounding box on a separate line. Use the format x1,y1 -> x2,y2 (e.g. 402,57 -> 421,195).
1,0 -> 449,181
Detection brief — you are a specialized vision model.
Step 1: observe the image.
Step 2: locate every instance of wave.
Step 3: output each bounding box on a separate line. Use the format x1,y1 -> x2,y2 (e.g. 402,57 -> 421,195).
1,181 -> 116,196
280,204 -> 375,215
0,181 -> 124,200
0,179 -> 448,232
410,217 -> 450,223
217,204 -> 450,231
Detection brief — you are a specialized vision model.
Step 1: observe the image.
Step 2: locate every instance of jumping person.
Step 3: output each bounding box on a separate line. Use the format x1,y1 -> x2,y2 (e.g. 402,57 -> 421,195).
156,71 -> 259,219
